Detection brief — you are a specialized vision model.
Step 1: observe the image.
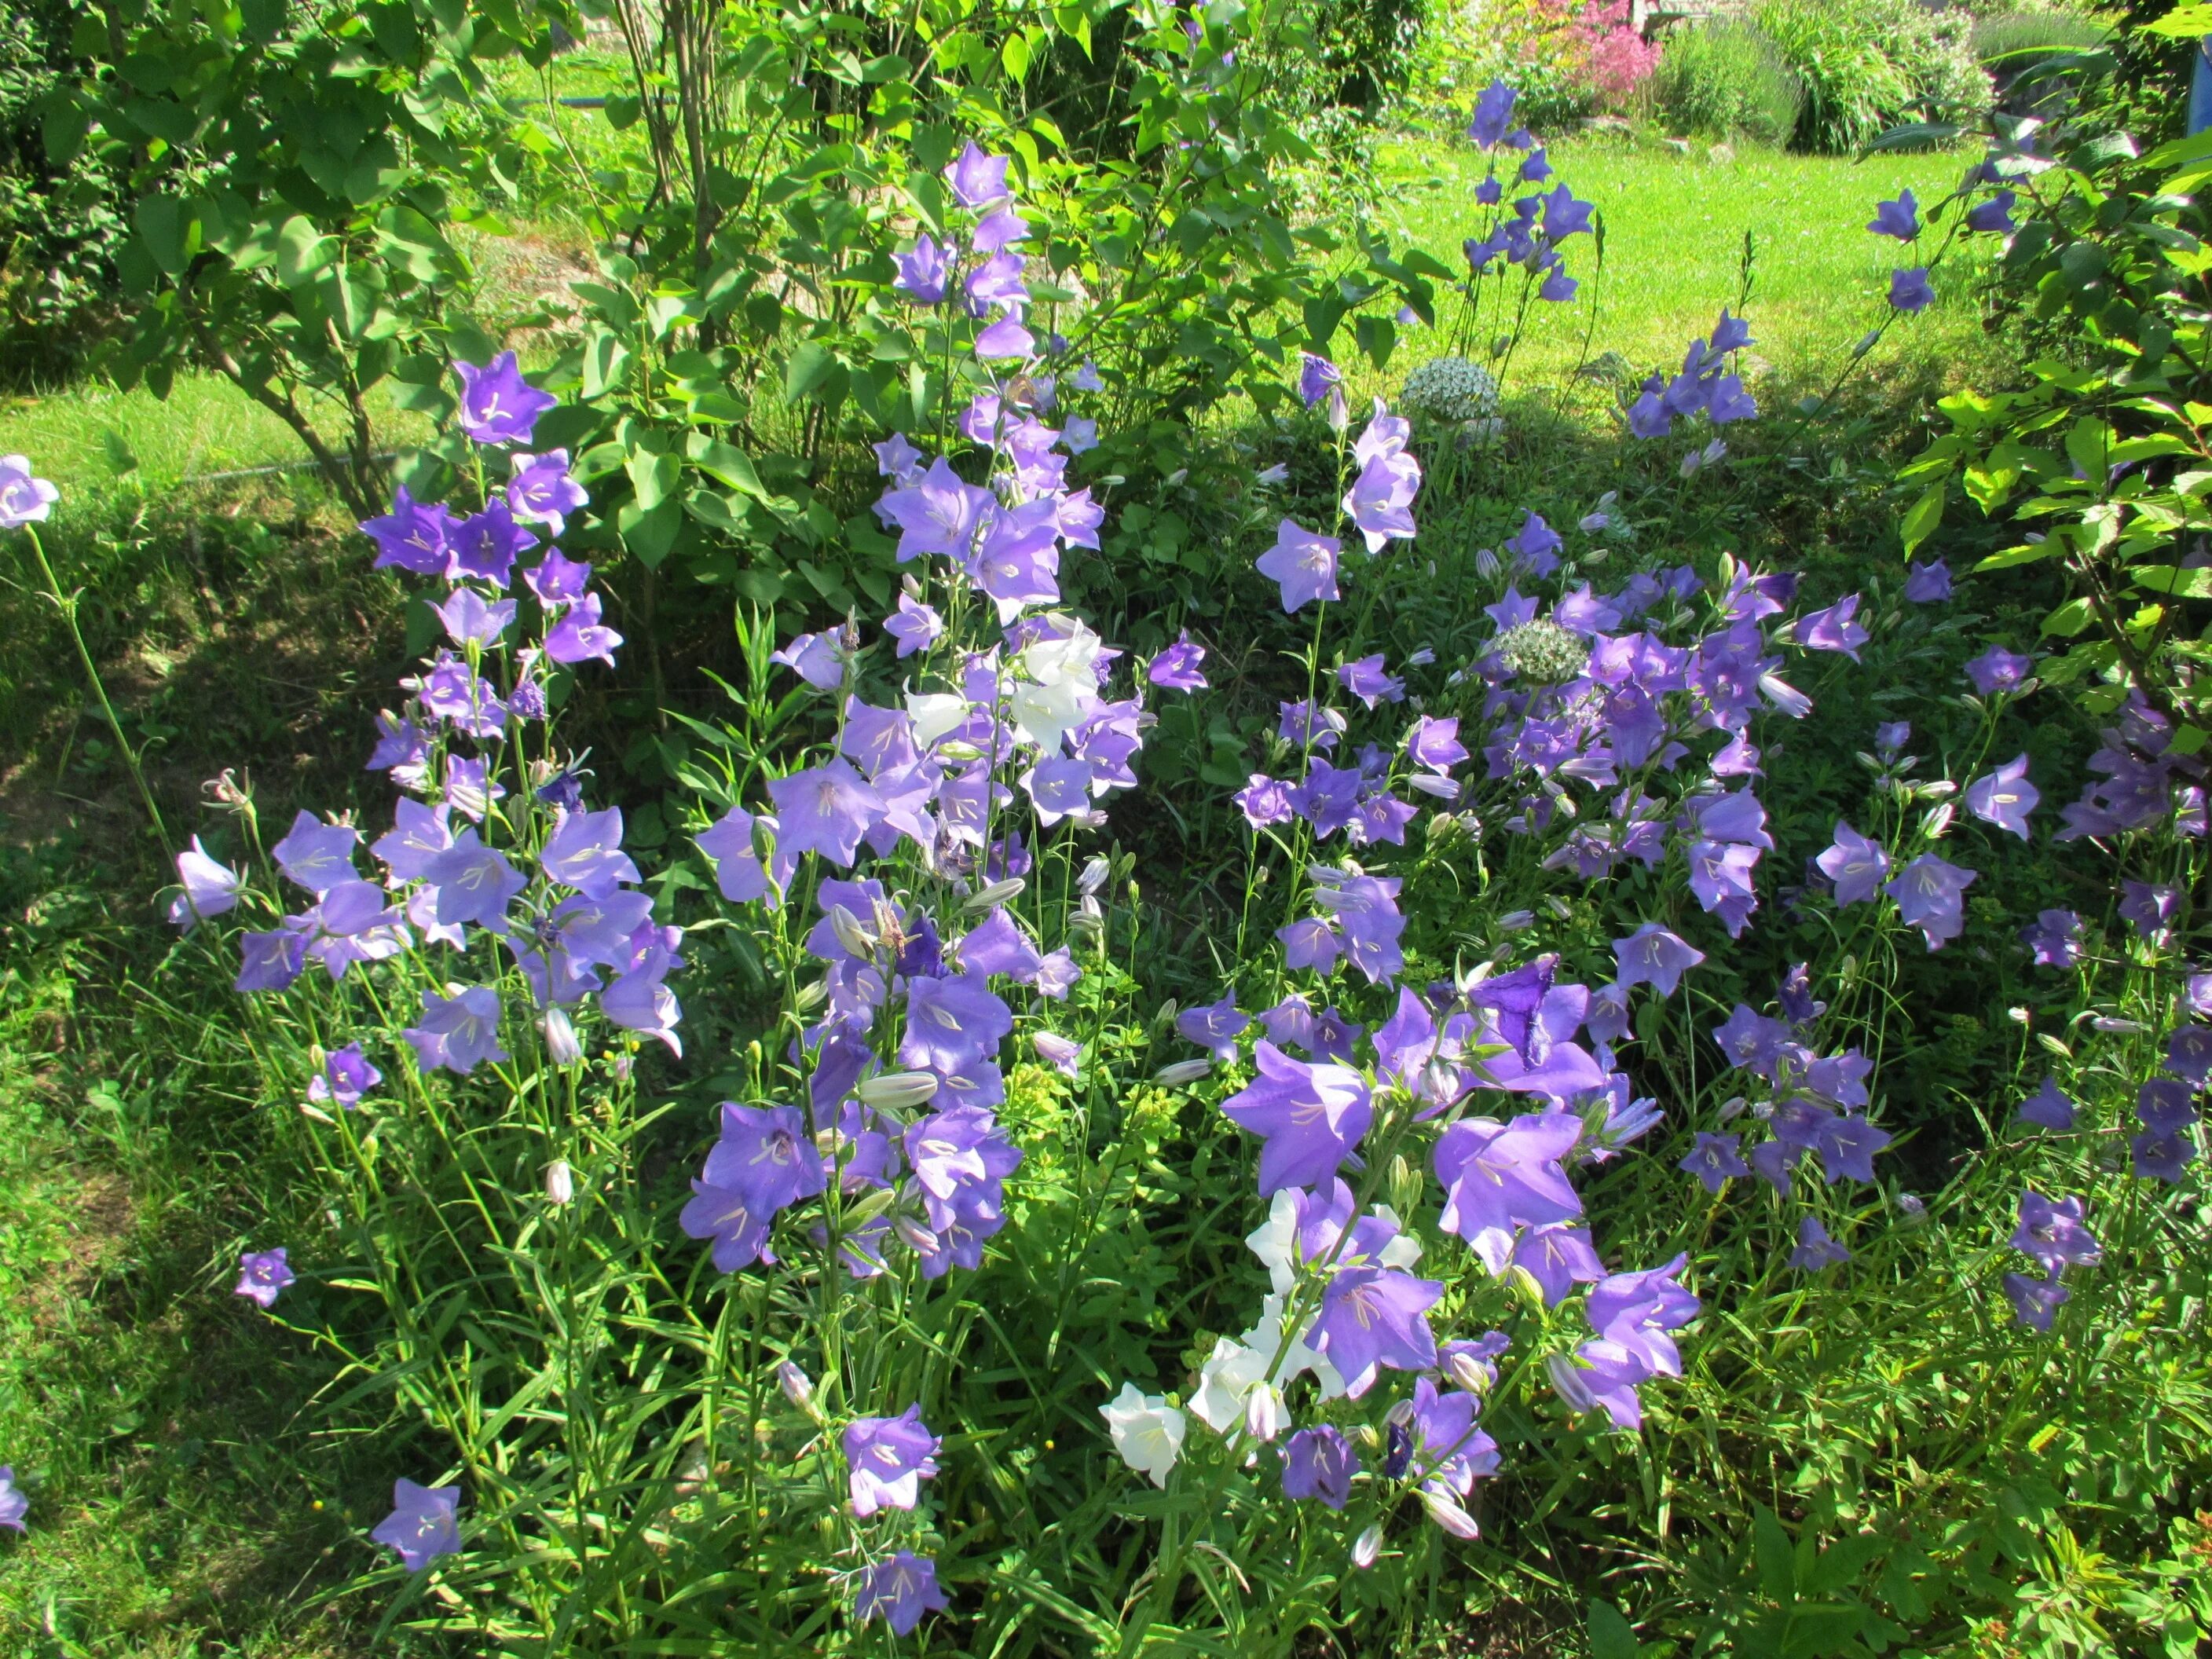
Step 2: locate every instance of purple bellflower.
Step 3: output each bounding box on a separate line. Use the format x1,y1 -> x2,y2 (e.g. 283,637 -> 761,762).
454,353 -> 556,447
1256,519 -> 1341,612
235,1247 -> 295,1308
844,1405 -> 942,1517
856,1551 -> 950,1635
1965,755 -> 2038,838
1219,1042 -> 1374,1194
372,1479 -> 463,1571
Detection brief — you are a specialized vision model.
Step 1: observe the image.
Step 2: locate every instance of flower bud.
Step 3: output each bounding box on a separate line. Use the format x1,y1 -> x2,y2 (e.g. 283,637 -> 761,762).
827,904 -> 877,958
1445,1350 -> 1490,1394
1153,1058 -> 1212,1086
1388,1155 -> 1423,1217
965,877 -> 1026,910
540,1008 -> 583,1067
1078,855 -> 1111,895
1383,1397 -> 1416,1430
793,978 -> 829,1013
778,1360 -> 812,1407
1421,1489 -> 1481,1540
894,1214 -> 940,1253
1497,910 -> 1535,932
1326,385 -> 1349,433
858,1071 -> 941,1109
1243,1383 -> 1281,1443
544,1159 -> 575,1206
1351,1525 -> 1383,1569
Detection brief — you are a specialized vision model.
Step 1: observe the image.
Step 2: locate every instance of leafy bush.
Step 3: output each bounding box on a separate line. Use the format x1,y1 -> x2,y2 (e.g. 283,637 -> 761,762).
1753,0 -> 1993,151
1648,19 -> 1805,145
1409,0 -> 1657,130
1970,9 -> 2116,64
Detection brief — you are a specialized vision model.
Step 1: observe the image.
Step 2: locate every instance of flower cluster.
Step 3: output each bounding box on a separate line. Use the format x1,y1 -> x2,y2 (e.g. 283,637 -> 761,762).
1401,354 -> 1502,424
1460,80 -> 1595,305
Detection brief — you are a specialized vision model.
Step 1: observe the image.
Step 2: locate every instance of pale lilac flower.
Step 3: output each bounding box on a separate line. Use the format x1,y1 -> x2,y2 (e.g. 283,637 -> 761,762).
884,593 -> 943,658
844,1405 -> 941,1517
1338,654 -> 1405,709
0,1467 -> 24,1531
1220,1042 -> 1373,1194
1793,595 -> 1868,659
167,837 -> 241,929
235,1247 -> 295,1309
1236,776 -> 1295,829
945,141 -> 1011,208
545,591 -> 623,667
1965,755 -> 2038,838
1148,632 -> 1208,691
767,761 -> 884,866
507,450 -> 587,535
524,548 -> 593,608
2021,909 -> 2082,966
2010,1189 -> 2101,1273
1257,519 -> 1341,611
1815,822 -> 1889,906
309,1044 -> 381,1110
0,454 -> 60,527
402,986 -> 508,1076
2004,1270 -> 2068,1330
1309,1263 -> 1442,1398
1613,923 -> 1704,998
273,810 -> 360,893
893,233 -> 950,303
372,1479 -> 462,1571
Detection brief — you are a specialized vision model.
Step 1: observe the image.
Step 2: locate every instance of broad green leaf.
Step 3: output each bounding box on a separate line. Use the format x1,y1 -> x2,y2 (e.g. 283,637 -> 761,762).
274,214 -> 338,287
627,446 -> 681,511
2041,596 -> 2096,636
785,340 -> 836,402
1899,481 -> 1946,555
2131,565 -> 2212,599
686,435 -> 768,500
134,193 -> 192,278
1588,1599 -> 1639,1659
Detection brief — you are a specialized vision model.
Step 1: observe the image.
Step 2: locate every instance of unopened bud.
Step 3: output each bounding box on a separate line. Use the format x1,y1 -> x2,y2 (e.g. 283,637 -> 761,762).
1243,1383 -> 1282,1443
1153,1058 -> 1212,1086
1388,1155 -> 1423,1215
1445,1350 -> 1489,1393
1079,855 -> 1111,895
1497,910 -> 1535,932
1326,385 -> 1349,433
827,904 -> 877,958
1506,1265 -> 1547,1309
1351,1525 -> 1383,1569
1384,1397 -> 1416,1430
965,877 -> 1025,910
793,979 -> 829,1013
544,1159 -> 575,1206
894,1214 -> 940,1253
778,1360 -> 812,1407
858,1071 -> 940,1109
540,1008 -> 583,1067
1420,1489 -> 1481,1539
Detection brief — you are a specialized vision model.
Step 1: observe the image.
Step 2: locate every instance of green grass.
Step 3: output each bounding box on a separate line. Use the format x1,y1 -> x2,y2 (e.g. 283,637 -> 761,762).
1369,135 -> 1999,397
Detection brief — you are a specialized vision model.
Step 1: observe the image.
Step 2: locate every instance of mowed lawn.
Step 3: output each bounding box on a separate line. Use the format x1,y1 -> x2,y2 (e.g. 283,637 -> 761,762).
1366,135 -> 1999,396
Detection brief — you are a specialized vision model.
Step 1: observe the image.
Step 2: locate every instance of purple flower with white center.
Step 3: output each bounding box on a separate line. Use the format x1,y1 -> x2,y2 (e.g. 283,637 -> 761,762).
1964,646 -> 2033,695
844,1405 -> 941,1517
2137,1079 -> 2196,1141
893,232 -> 950,303
1338,654 -> 1405,708
884,593 -> 943,658
1298,353 -> 1341,408
1547,1338 -> 1653,1430
767,761 -> 884,867
1434,1111 -> 1584,1270
0,1467 -> 22,1531
372,1479 -> 462,1572
1965,755 -> 2038,839
874,432 -> 925,486
1277,699 -> 1346,753
680,1181 -> 777,1271
697,1104 -> 828,1221
2133,1128 -> 2196,1182
272,810 -> 360,894
431,587 -> 515,649
361,487 -> 456,575
2011,1189 -> 2101,1273
1866,189 -> 1920,240
1613,923 -> 1704,998
1342,442 -> 1421,554
1257,518 -> 1341,612
545,591 -> 623,667
1177,994 -> 1250,1060
523,548 -> 593,610
1588,1255 -> 1699,1375
167,837 -> 241,929
2166,1024 -> 2212,1085
1407,716 -> 1468,774
881,458 -> 994,562
2004,1270 -> 2068,1330
0,453 -> 60,527
1686,839 -> 1760,936
1309,1263 -> 1442,1399
1889,268 -> 1935,313
506,450 -> 587,535
2020,908 -> 2082,967
455,353 -> 557,446
540,806 -> 641,899
423,830 -> 526,929
965,251 -> 1029,313
946,140 -> 1010,207
402,986 -> 507,1076
2016,1077 -> 2075,1130
309,1044 -> 381,1110
367,712 -> 429,783
1146,631 -> 1207,691
1237,775 -> 1295,828
1679,1131 -> 1749,1193
1793,595 -> 1868,659
235,1247 -> 295,1309
1903,558 -> 1951,602
1789,1215 -> 1850,1271
898,975 -> 1014,1075
2119,880 -> 2181,941
1408,1375 -> 1498,1499
855,1551 -> 950,1636
1220,1041 -> 1373,1194
1815,821 -> 1889,906
1967,189 -> 2018,233
1317,872 -> 1407,984
235,928 -> 307,993
1467,79 -> 1517,147
1281,1424 -> 1357,1508
1513,1222 -> 1605,1306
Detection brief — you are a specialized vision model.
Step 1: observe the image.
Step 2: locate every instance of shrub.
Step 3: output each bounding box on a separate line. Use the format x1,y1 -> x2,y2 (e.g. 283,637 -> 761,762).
1647,19 -> 1805,145
1412,0 -> 1658,130
1971,9 -> 2115,64
1752,0 -> 1992,151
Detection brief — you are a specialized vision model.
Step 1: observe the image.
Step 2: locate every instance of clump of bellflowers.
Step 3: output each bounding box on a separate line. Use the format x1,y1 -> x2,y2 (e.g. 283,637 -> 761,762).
1456,79 -> 1598,318
683,136 -> 1196,1640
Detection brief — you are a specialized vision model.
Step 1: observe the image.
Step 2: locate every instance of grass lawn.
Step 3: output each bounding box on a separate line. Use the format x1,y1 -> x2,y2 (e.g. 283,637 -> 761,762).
1367,134 -> 2001,400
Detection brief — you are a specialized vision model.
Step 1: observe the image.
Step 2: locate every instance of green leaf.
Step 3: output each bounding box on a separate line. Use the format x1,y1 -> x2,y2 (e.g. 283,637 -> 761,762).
581,328 -> 632,399
2041,596 -> 2096,636
317,260 -> 386,341
626,446 -> 681,511
2133,565 -> 2212,599
1754,1506 -> 1798,1603
1899,482 -> 1946,555
1588,1599 -> 1639,1659
785,340 -> 836,403
134,194 -> 192,278
274,215 -> 338,287
617,497 -> 682,568
686,434 -> 769,500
